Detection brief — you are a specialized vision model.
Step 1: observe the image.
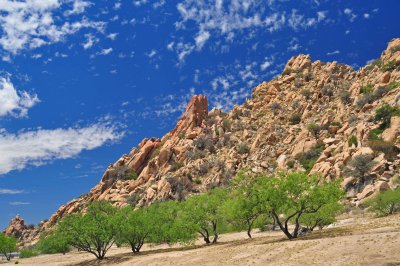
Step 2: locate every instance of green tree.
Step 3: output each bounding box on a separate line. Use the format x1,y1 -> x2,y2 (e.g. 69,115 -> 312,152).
0,234 -> 17,261
261,172 -> 343,239
300,202 -> 343,231
58,201 -> 118,260
36,232 -> 70,255
366,189 -> 400,216
182,188 -> 228,244
374,104 -> 400,129
221,172 -> 269,238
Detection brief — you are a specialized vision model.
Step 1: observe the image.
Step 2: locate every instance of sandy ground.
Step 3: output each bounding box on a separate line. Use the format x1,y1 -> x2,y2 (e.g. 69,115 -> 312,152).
2,213 -> 400,266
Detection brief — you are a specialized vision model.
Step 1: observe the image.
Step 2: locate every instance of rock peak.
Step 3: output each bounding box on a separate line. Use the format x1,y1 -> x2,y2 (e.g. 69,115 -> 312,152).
170,95 -> 208,138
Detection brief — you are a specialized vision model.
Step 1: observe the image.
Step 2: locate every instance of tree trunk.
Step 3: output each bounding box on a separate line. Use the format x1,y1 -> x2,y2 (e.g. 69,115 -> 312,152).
211,221 -> 218,244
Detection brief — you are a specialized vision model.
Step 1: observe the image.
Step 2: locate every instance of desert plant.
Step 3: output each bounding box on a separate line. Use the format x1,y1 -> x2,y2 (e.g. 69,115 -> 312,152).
19,248 -> 39,258
236,142 -> 250,154
360,84 -> 373,94
0,234 -> 17,261
307,123 -> 321,138
343,155 -> 376,190
339,90 -> 352,104
348,135 -> 358,147
374,104 -> 400,129
271,102 -> 281,114
381,61 -> 397,72
369,140 -> 398,161
37,233 -> 70,255
289,113 -> 301,125
386,81 -> 400,91
262,172 -> 344,239
301,89 -> 312,99
57,201 -> 118,260
321,85 -> 334,97
300,202 -> 343,231
366,189 -> 400,216
125,170 -> 138,180
297,144 -> 324,173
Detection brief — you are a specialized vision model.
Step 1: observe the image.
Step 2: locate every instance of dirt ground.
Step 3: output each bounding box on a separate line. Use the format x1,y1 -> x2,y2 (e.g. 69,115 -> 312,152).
2,213 -> 400,266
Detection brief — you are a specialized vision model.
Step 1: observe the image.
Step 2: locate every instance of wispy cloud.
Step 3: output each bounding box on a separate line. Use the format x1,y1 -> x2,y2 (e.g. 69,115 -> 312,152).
0,189 -> 26,195
0,120 -> 124,175
9,201 -> 30,205
0,76 -> 39,118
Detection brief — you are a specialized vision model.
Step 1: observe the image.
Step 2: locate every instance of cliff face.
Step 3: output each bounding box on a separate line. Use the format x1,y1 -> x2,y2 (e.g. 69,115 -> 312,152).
5,38 -> 400,244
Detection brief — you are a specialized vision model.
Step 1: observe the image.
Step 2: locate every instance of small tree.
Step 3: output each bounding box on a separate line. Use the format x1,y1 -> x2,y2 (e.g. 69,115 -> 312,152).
58,201 -> 118,260
115,206 -> 154,254
343,154 -> 376,191
366,189 -> 400,216
374,104 -> 400,129
181,188 -> 228,244
300,202 -> 343,231
0,234 -> 17,261
261,172 -> 343,239
221,172 -> 269,238
37,232 -> 70,254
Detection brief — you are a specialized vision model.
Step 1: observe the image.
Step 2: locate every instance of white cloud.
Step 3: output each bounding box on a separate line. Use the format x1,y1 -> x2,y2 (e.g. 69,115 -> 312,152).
98,47 -> 113,55
64,0 -> 92,16
363,13 -> 370,19
0,0 -> 105,54
0,121 -> 124,175
0,188 -> 25,194
327,50 -> 340,56
106,32 -> 118,40
9,201 -> 30,205
195,30 -> 210,49
0,76 -> 39,118
146,49 -> 157,58
344,8 -> 357,22
260,57 -> 273,70
82,33 -> 98,49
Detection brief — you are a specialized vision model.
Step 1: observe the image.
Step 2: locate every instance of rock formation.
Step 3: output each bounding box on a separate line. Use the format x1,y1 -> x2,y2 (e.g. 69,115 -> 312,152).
5,38 -> 400,245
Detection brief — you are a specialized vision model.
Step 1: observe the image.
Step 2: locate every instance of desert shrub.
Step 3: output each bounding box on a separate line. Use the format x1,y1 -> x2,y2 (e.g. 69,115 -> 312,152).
194,136 -> 214,151
286,160 -> 295,169
374,104 -> 400,129
360,84 -> 373,94
193,178 -> 202,185
348,115 -> 358,125
127,192 -> 142,206
297,143 -> 324,173
170,162 -> 183,172
307,123 -> 321,138
300,202 -> 343,231
36,233 -> 70,254
198,162 -> 211,176
369,128 -> 384,141
339,90 -> 352,104
0,234 -> 17,261
125,170 -> 138,181
369,140 -> 398,161
348,135 -> 358,147
366,189 -> 400,216
222,119 -> 231,131
301,88 -> 312,99
343,154 -> 376,191
365,59 -> 383,71
390,45 -> 400,53
289,113 -> 301,125
386,81 -> 400,91
355,93 -> 374,109
236,142 -> 250,154
381,60 -> 397,72
321,85 -> 334,97
271,102 -> 281,114
19,248 -> 39,258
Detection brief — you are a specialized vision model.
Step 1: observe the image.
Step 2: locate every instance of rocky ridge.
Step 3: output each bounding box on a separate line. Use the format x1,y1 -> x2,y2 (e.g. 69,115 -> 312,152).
5,38 -> 400,244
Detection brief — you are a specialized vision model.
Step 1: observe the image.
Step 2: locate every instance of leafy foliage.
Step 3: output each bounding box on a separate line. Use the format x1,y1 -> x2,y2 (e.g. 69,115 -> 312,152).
0,234 -> 17,261
36,232 -> 70,254
374,104 -> 400,129
57,201 -> 118,260
366,189 -> 400,216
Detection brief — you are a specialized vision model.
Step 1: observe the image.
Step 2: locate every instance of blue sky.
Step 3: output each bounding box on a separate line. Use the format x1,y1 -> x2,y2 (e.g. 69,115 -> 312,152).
0,0 -> 399,229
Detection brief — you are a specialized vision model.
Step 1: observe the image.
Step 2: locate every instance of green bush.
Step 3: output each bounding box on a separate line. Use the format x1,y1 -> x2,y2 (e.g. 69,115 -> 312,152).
36,233 -> 70,254
339,90 -> 352,104
386,81 -> 400,91
0,234 -> 17,261
381,60 -> 397,72
125,171 -> 138,180
374,104 -> 400,129
390,45 -> 400,53
297,144 -> 324,173
289,113 -> 301,125
360,84 -> 373,94
236,142 -> 250,154
307,123 -> 321,138
348,135 -> 358,147
369,140 -> 397,161
301,89 -> 312,99
286,160 -> 295,169
19,248 -> 39,258
369,128 -> 384,141
366,189 -> 400,216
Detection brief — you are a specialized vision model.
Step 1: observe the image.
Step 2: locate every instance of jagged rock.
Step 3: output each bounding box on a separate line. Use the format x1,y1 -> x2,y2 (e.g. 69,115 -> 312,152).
3,215 -> 28,238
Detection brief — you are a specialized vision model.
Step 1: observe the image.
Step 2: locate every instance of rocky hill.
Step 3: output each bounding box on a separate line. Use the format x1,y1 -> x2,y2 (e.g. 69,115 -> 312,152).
5,38 -> 400,244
